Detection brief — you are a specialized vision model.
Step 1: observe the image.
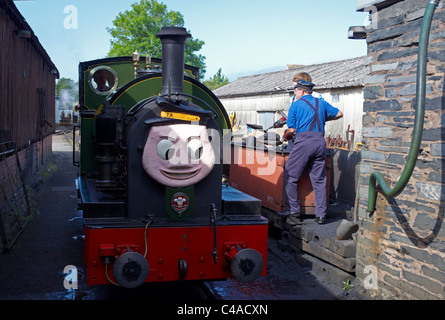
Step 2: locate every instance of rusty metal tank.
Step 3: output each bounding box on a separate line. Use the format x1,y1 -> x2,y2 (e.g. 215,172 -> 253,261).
229,143 -> 331,214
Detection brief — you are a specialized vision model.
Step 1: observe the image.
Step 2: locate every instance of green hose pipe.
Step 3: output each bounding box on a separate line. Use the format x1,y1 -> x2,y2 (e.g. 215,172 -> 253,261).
367,0 -> 440,212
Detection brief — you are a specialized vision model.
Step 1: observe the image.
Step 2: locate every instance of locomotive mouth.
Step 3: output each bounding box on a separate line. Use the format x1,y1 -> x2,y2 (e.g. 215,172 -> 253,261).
160,168 -> 201,180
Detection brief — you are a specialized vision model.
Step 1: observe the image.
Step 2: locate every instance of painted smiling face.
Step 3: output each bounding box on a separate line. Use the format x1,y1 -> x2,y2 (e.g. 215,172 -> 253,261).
142,124 -> 216,188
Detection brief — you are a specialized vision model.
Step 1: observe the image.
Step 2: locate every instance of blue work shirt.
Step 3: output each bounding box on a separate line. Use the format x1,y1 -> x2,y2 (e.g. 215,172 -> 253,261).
287,95 -> 339,134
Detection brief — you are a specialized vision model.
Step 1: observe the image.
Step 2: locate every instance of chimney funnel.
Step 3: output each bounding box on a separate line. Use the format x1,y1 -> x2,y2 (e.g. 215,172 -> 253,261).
156,27 -> 191,96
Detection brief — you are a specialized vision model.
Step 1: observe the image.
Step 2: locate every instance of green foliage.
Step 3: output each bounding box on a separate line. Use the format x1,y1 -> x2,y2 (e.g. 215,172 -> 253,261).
202,68 -> 230,90
342,279 -> 354,292
56,78 -> 76,95
107,0 -> 206,79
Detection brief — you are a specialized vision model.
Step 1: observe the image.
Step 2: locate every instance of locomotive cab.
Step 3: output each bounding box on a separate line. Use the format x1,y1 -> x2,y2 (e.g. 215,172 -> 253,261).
76,27 -> 268,287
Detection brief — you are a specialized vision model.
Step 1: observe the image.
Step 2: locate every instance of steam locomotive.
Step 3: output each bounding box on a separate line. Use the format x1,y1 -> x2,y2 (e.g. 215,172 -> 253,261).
75,27 -> 268,288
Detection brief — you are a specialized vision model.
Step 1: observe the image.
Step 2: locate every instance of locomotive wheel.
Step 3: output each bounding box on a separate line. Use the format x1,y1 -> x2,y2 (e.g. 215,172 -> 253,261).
230,248 -> 264,283
112,252 -> 149,288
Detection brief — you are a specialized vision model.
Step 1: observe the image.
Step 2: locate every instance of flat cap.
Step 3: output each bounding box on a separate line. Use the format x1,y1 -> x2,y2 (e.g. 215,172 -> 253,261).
294,79 -> 315,91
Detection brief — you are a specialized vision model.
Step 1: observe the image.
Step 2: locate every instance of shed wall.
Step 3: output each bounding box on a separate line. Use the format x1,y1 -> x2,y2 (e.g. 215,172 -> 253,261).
356,0 -> 445,299
219,87 -> 364,147
0,6 -> 56,150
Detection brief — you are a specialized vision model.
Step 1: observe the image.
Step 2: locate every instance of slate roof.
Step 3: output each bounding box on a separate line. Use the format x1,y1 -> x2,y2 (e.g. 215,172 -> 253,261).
213,56 -> 366,98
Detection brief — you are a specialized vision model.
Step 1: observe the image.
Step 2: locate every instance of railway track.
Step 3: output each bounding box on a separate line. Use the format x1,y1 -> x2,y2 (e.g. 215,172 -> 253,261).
55,125 -> 79,152
200,281 -> 220,300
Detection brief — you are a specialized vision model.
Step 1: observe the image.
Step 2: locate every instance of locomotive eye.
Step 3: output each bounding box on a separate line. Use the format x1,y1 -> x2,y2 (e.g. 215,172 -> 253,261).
157,139 -> 175,160
187,139 -> 203,160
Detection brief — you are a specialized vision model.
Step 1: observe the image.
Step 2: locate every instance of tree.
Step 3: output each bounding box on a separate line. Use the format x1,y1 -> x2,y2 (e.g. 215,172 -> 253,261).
107,0 -> 206,79
56,77 -> 74,96
202,68 -> 230,90
56,77 -> 79,101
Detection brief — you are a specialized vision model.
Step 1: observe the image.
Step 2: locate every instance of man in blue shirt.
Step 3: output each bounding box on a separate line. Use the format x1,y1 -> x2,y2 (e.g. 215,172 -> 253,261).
282,80 -> 343,224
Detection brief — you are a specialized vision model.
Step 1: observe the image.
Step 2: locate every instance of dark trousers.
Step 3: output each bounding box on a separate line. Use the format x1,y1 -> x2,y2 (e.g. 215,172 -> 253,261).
283,132 -> 327,217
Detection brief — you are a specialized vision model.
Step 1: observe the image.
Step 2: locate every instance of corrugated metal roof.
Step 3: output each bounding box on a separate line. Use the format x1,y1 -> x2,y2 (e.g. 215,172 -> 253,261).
213,56 -> 366,98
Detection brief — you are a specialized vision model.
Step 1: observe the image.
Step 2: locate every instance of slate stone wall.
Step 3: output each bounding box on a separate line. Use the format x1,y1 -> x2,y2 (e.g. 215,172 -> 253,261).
356,0 -> 445,299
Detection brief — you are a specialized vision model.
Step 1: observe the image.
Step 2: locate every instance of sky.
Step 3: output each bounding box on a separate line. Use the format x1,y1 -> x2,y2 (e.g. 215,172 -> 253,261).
14,0 -> 369,82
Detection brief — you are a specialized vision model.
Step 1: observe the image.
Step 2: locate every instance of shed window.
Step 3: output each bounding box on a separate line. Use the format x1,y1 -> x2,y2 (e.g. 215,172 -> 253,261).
258,112 -> 275,129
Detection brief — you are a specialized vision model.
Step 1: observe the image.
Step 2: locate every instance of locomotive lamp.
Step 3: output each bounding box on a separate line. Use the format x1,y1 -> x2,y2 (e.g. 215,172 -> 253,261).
348,26 -> 367,39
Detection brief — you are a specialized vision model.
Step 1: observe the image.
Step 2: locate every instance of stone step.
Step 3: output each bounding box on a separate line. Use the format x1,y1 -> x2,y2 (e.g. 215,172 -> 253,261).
284,231 -> 356,273
285,218 -> 357,258
269,237 -> 356,287
290,247 -> 356,285
263,206 -> 358,275
285,223 -> 357,258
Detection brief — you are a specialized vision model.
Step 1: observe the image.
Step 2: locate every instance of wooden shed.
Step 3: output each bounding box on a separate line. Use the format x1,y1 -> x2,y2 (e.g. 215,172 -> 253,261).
0,0 -> 59,251
0,0 -> 59,176
213,56 -> 366,147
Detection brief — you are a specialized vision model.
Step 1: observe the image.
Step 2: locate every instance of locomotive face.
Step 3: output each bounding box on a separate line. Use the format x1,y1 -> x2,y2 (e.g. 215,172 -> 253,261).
142,123 -> 216,188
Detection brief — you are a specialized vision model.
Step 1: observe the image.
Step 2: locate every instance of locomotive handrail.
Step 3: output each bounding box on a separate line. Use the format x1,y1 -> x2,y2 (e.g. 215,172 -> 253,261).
210,203 -> 218,264
143,218 -> 153,258
367,0 -> 439,212
163,93 -> 219,119
73,123 -> 80,167
126,96 -> 158,116
126,93 -> 219,120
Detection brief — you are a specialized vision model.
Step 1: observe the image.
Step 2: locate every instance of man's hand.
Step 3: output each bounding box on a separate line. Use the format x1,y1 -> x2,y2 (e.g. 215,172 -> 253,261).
283,128 -> 295,141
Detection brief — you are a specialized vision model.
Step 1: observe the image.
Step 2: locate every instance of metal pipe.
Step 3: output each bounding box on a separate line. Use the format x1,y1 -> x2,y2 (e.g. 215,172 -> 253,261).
367,0 -> 440,212
156,27 -> 190,96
